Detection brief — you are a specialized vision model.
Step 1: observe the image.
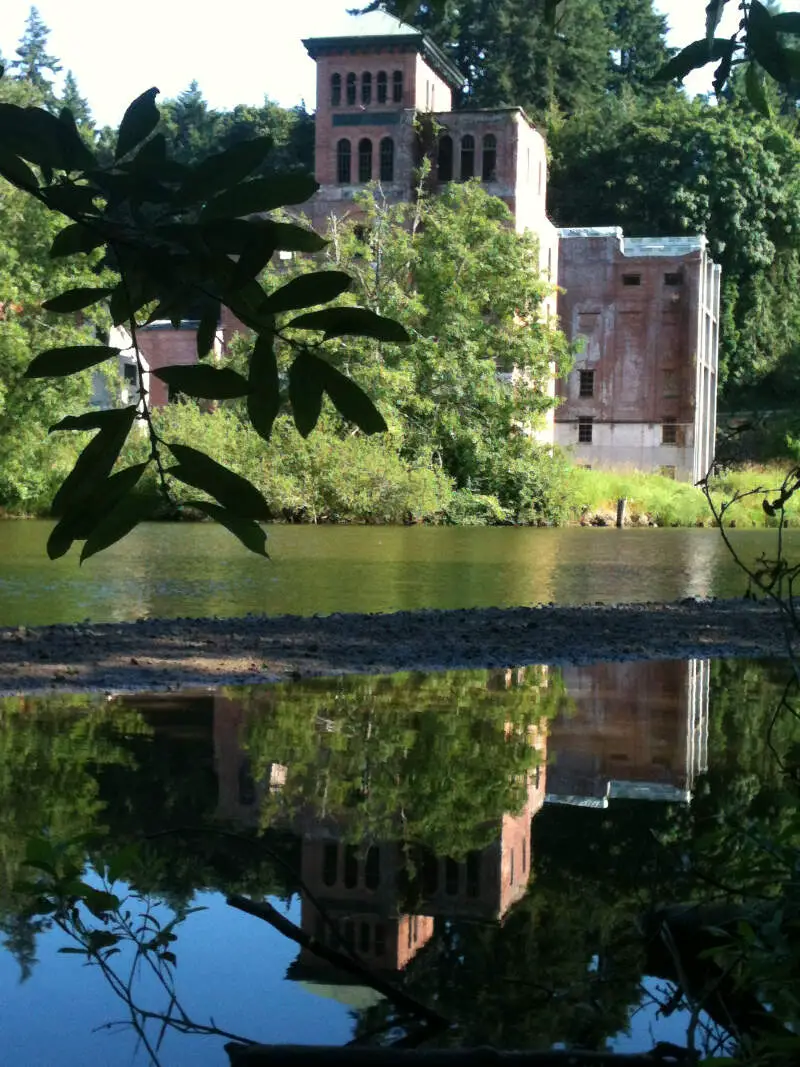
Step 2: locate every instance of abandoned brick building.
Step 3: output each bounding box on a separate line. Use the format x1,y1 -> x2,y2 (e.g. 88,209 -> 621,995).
111,9 -> 720,480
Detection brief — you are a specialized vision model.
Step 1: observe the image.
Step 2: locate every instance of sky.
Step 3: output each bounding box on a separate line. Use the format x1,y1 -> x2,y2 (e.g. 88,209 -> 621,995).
1,1 -> 799,126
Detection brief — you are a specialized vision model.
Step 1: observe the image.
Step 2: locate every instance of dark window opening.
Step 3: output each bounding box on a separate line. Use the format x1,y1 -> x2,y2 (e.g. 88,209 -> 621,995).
379,137 -> 394,182
237,760 -> 256,806
466,851 -> 481,898
346,72 -> 356,106
374,923 -> 386,957
407,918 -> 413,948
662,419 -> 678,445
622,273 -> 641,286
344,844 -> 359,888
579,369 -> 595,398
578,417 -> 593,444
123,362 -> 137,384
460,134 -> 475,180
365,846 -> 380,890
377,70 -> 387,103
360,921 -> 371,953
509,847 -> 515,886
336,139 -> 351,184
331,73 -> 341,106
437,135 -> 453,181
358,138 -> 372,183
344,921 -> 355,949
664,271 -> 683,286
521,838 -> 527,874
422,850 -> 438,895
361,71 -> 372,105
392,69 -> 403,103
322,843 -> 338,887
481,133 -> 497,181
445,857 -> 459,895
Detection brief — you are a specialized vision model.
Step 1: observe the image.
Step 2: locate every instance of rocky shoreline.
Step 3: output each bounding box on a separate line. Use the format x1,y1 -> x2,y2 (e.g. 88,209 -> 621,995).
0,598 -> 794,696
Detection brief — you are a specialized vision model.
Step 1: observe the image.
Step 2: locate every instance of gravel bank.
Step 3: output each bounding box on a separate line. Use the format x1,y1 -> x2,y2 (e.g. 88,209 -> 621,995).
0,598 -> 794,696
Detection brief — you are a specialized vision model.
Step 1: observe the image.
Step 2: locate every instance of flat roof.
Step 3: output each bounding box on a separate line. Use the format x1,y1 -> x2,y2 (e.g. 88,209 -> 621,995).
303,11 -> 464,90
558,227 -> 709,259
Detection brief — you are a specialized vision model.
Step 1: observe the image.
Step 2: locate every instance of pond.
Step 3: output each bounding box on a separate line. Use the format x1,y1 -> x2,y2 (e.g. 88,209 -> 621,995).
0,521 -> 797,626
2,656 -> 796,1064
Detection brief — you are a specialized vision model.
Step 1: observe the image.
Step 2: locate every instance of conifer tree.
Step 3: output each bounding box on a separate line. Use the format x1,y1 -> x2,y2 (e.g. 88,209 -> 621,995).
10,7 -> 61,99
60,70 -> 92,128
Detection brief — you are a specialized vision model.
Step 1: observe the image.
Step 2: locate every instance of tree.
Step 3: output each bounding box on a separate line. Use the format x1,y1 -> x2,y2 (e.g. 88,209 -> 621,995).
10,6 -> 61,102
60,69 -> 93,129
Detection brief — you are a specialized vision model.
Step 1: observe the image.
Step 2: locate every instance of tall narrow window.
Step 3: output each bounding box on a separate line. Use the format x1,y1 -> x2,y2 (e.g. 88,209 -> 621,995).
346,72 -> 356,105
365,846 -> 381,890
358,138 -> 372,182
379,137 -> 394,182
392,69 -> 403,103
344,844 -> 359,889
662,418 -> 678,445
437,135 -> 453,181
361,71 -> 372,105
481,133 -> 497,181
377,70 -> 387,103
322,843 -> 338,887
331,73 -> 341,106
336,138 -> 351,183
460,134 -> 475,179
579,369 -> 595,398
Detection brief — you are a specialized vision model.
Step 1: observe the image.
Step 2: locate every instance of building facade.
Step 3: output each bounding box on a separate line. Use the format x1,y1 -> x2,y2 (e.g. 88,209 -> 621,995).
555,228 -> 721,481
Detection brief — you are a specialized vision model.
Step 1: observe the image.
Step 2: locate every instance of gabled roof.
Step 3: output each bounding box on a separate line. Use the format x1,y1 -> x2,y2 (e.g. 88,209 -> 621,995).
303,10 -> 464,90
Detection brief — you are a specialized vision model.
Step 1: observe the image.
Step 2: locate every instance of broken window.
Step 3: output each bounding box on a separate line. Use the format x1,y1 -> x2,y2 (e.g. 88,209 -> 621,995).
460,134 -> 475,179
437,134 -> 453,181
358,138 -> 372,183
346,72 -> 356,106
662,419 -> 678,445
331,73 -> 341,106
379,137 -> 394,182
578,417 -> 594,443
336,138 -> 351,183
481,133 -> 497,181
579,369 -> 594,397
622,273 -> 641,286
377,70 -> 387,103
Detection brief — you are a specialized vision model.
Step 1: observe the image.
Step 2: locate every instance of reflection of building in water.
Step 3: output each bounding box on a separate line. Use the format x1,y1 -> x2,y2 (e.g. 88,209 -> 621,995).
546,659 -> 709,806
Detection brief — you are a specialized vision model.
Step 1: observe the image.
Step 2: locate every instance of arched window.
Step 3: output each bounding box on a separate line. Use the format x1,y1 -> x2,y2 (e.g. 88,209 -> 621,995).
358,138 -> 373,182
346,72 -> 356,106
379,137 -> 394,182
460,134 -> 475,180
392,69 -> 403,103
336,138 -> 351,184
377,70 -> 387,103
361,71 -> 372,105
482,133 -> 497,181
331,73 -> 341,106
437,134 -> 453,182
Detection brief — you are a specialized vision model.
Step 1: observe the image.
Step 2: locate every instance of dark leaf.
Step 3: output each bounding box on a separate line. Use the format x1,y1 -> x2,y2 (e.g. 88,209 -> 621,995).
196,301 -> 221,358
188,501 -> 269,557
229,232 -> 278,290
57,109 -> 96,171
25,838 -> 57,871
317,357 -> 387,435
50,408 -> 133,433
179,136 -> 273,203
268,221 -> 327,253
42,287 -> 113,313
47,463 -> 149,560
655,37 -> 737,81
287,306 -> 410,343
705,0 -> 728,45
83,892 -> 122,919
0,149 -> 38,192
264,271 -> 351,314
712,43 -> 735,95
26,345 -> 119,378
51,407 -> 137,517
745,62 -> 772,117
106,844 -> 141,884
116,88 -> 160,161
167,443 -> 270,519
58,947 -> 88,955
748,1 -> 793,83
200,173 -> 319,220
247,333 -> 280,441
0,103 -> 91,171
50,222 -> 105,258
44,183 -> 98,215
773,12 -> 800,35
153,365 -> 252,399
288,349 -> 324,438
81,492 -> 159,563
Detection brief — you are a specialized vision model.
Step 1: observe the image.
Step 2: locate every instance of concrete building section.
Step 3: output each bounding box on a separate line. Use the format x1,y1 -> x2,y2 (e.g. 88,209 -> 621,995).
555,228 -> 721,481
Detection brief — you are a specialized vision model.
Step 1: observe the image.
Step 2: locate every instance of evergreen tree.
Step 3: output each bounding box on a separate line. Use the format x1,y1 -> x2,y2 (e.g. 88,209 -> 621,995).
10,6 -> 61,100
60,69 -> 92,128
599,0 -> 671,94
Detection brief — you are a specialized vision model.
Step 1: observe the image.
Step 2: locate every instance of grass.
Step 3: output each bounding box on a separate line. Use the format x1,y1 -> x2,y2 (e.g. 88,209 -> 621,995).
568,463 -> 800,528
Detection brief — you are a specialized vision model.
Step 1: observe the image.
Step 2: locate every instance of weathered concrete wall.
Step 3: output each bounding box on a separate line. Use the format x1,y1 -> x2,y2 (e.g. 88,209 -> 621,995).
555,230 -> 720,480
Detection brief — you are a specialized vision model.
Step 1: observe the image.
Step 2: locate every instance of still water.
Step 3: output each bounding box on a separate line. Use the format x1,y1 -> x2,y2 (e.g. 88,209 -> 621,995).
1,657 -> 793,1064
0,520 -> 796,625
